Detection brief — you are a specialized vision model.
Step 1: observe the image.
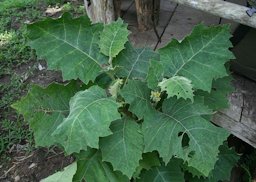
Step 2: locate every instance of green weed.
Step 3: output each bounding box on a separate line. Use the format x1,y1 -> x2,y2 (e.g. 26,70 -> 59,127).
0,118 -> 34,155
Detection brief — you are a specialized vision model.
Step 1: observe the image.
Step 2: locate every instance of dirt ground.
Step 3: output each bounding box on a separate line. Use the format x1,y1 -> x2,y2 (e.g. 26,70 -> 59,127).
0,148 -> 73,182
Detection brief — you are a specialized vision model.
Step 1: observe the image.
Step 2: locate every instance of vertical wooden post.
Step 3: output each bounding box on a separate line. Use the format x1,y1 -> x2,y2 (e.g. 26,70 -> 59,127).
114,0 -> 121,19
135,0 -> 160,31
84,0 -> 121,24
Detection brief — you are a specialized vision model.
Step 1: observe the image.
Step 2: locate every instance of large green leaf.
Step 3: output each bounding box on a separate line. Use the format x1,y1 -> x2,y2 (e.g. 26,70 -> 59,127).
52,85 -> 121,154
120,80 -> 154,119
142,97 -> 229,176
27,13 -> 107,84
198,76 -> 233,110
138,158 -> 185,182
158,76 -> 194,101
158,24 -> 234,92
114,43 -> 159,83
99,18 -> 129,58
41,162 -> 77,182
100,117 -> 143,178
73,149 -> 129,182
12,81 -> 83,147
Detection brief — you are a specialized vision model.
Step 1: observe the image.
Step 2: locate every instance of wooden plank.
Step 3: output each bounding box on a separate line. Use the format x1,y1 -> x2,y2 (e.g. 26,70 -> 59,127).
212,75 -> 256,148
213,112 -> 256,148
170,0 -> 256,29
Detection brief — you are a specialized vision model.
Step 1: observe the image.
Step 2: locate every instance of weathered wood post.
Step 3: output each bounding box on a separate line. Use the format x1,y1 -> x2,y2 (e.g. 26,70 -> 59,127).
84,0 -> 121,24
135,0 -> 160,31
114,0 -> 121,19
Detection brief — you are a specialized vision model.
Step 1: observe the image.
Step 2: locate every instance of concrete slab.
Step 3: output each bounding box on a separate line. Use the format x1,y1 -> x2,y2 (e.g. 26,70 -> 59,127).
122,0 -> 177,48
158,4 -> 219,48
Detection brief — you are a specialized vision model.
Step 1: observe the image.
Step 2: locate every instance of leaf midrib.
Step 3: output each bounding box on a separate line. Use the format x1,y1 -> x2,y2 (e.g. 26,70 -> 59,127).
172,29 -> 225,77
35,25 -> 101,67
124,47 -> 146,84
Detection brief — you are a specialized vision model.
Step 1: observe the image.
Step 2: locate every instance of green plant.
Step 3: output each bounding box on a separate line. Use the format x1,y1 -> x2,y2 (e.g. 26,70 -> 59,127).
0,118 -> 33,154
13,13 -> 237,181
0,0 -> 37,12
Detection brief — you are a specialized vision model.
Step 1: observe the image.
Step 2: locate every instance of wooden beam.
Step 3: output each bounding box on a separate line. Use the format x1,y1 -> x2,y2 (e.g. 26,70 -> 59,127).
212,112 -> 256,148
170,0 -> 256,29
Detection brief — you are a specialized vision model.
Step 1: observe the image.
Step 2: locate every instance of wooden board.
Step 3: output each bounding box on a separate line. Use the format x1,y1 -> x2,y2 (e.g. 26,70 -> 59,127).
213,75 -> 256,148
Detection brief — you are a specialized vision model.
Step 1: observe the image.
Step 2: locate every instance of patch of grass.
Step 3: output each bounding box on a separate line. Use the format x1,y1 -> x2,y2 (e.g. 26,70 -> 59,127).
0,118 -> 34,155
0,0 -> 85,159
0,0 -> 37,12
0,1 -> 46,158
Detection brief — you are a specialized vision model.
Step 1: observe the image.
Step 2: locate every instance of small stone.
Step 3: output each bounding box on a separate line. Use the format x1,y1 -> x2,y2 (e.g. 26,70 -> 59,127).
38,63 -> 45,71
14,175 -> 20,182
28,163 -> 36,169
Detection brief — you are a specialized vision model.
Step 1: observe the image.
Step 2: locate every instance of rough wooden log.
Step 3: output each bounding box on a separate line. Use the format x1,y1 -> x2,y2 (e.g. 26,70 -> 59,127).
84,0 -> 121,24
135,0 -> 160,31
170,0 -> 256,29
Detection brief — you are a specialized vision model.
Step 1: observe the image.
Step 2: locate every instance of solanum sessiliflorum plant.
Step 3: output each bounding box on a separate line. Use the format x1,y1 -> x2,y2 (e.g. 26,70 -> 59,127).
13,13 -> 239,181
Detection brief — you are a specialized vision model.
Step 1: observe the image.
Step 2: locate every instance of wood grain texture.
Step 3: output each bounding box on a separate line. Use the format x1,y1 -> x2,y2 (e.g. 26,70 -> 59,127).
213,75 -> 256,148
171,0 -> 256,29
135,0 -> 160,31
84,0 -> 117,24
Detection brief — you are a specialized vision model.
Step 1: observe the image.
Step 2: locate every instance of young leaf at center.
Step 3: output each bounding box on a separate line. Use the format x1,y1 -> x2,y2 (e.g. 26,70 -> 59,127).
158,76 -> 194,101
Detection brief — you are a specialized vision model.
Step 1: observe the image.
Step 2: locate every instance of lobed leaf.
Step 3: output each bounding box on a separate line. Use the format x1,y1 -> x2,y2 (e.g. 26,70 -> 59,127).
99,18 -> 130,58
52,85 -> 121,154
158,24 -> 234,92
100,117 -> 144,178
186,144 -> 239,181
12,81 -> 84,147
73,149 -> 129,182
142,97 -> 229,176
158,76 -> 194,101
27,13 -> 107,84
